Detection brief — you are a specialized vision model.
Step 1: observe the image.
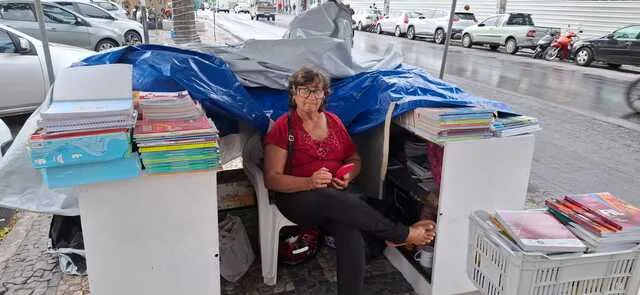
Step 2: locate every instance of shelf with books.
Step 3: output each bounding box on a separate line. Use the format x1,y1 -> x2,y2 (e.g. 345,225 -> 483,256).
353,103 -> 536,295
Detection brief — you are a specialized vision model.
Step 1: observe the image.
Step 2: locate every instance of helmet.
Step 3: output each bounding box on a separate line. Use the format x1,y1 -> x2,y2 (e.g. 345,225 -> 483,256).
278,226 -> 320,265
567,32 -> 576,37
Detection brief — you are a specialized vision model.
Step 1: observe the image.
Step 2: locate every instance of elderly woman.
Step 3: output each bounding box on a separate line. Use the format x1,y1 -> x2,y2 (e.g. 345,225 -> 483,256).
264,66 -> 436,294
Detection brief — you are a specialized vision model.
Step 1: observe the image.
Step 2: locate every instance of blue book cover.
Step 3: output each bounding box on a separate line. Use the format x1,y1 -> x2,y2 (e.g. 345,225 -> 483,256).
41,154 -> 141,189
30,132 -> 131,168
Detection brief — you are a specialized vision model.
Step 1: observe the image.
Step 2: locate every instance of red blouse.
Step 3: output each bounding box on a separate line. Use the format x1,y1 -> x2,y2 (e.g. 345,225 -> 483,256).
265,112 -> 357,178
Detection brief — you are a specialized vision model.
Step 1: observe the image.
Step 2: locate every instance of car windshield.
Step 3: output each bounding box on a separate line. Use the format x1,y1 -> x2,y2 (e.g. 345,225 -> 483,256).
455,12 -> 476,21
95,2 -> 117,11
407,11 -> 423,18
613,26 -> 640,40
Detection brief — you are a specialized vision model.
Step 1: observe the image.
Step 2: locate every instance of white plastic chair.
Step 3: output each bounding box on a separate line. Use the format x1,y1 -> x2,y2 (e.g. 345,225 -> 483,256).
242,133 -> 295,286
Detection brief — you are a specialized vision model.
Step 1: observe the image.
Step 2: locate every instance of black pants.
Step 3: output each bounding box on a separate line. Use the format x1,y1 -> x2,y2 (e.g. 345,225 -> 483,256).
276,188 -> 409,295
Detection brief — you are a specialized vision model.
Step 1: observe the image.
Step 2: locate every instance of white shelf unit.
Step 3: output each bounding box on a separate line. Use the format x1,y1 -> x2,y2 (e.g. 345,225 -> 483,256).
75,171 -> 220,295
355,104 -> 536,295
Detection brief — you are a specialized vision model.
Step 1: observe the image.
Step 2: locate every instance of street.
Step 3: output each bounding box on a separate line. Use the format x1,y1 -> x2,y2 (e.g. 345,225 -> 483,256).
209,12 -> 640,206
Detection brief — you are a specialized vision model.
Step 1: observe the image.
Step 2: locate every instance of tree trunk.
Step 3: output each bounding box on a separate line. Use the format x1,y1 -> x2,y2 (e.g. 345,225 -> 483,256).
172,0 -> 200,44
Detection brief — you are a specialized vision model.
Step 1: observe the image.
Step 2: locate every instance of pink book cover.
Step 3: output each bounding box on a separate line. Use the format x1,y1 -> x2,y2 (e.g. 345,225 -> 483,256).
565,192 -> 640,232
134,116 -> 212,135
496,210 -> 585,252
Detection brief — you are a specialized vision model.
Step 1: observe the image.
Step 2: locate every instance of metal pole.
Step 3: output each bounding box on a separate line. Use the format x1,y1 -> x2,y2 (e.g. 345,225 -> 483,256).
33,0 -> 55,85
212,3 -> 216,41
141,2 -> 150,43
438,0 -> 457,80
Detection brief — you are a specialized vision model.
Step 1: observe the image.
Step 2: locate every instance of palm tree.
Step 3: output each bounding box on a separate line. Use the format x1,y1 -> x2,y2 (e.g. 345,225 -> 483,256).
172,0 -> 201,44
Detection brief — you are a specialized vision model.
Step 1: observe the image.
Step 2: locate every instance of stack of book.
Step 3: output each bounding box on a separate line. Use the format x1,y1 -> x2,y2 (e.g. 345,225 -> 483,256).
492,210 -> 587,253
492,115 -> 541,137
133,91 -> 220,174
136,90 -> 204,120
404,108 -> 496,142
546,192 -> 640,252
29,64 -> 140,188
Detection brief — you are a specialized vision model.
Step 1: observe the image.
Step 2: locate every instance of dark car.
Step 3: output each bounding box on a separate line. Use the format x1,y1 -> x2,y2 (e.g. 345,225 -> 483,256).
572,25 -> 640,68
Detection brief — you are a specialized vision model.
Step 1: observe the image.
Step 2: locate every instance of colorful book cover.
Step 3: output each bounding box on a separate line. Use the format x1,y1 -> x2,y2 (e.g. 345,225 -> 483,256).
41,154 -> 141,188
30,131 -> 131,168
545,199 -> 616,237
138,142 -> 216,153
496,210 -> 586,253
565,193 -> 640,232
134,116 -> 215,135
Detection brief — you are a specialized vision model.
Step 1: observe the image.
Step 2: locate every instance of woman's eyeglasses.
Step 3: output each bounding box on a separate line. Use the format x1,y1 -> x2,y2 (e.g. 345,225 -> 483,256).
296,87 -> 324,98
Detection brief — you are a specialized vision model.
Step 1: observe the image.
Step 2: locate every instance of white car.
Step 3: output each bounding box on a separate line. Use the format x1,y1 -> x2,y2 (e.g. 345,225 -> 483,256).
352,8 -> 382,31
90,0 -> 127,19
53,0 -> 143,44
234,4 -> 249,13
409,9 -> 477,43
375,11 -> 423,37
0,118 -> 11,157
0,23 -> 94,117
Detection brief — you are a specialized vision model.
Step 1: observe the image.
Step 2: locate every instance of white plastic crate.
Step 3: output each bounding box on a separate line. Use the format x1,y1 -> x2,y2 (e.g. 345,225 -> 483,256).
467,210 -> 640,295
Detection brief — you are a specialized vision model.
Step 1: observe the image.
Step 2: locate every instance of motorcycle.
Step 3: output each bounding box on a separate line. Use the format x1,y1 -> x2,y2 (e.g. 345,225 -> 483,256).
627,78 -> 640,113
532,31 -> 559,59
544,31 -> 581,61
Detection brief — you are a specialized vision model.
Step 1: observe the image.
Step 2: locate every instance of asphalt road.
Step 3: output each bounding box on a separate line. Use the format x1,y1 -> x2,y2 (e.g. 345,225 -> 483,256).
212,13 -> 640,205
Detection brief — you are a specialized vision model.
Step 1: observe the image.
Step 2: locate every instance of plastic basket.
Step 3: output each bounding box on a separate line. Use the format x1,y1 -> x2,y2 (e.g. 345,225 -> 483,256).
467,210 -> 640,295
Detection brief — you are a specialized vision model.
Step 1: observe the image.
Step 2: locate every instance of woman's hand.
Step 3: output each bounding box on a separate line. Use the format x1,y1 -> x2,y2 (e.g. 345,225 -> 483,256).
310,167 -> 333,189
331,173 -> 351,190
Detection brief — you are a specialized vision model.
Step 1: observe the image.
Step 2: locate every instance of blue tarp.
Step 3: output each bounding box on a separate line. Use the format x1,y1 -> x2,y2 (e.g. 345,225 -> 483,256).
79,45 -> 514,134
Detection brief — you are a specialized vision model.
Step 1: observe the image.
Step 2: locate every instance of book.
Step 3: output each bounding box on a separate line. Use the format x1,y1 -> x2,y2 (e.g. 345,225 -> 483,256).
133,117 -> 217,137
565,193 -> 640,232
41,154 -> 140,188
495,210 -> 586,253
138,142 -> 217,153
545,199 -> 617,237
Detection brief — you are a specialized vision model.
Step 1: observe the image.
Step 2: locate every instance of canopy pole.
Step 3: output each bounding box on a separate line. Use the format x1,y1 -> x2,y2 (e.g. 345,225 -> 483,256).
33,0 -> 55,84
439,0 -> 458,80
141,2 -> 149,43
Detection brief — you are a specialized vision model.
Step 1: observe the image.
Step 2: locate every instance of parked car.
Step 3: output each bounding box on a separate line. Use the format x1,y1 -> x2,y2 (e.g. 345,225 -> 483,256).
52,0 -> 143,45
352,7 -> 382,31
90,0 -> 126,19
461,13 -> 548,54
409,9 -> 477,43
250,0 -> 274,21
234,3 -> 249,13
0,0 -> 125,51
0,23 -> 94,117
0,118 -> 11,157
571,25 -> 640,68
375,11 -> 423,37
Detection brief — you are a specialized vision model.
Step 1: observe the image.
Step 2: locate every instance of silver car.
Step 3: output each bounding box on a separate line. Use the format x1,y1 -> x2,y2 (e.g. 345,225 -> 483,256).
0,0 -> 124,51
52,0 -> 143,44
91,0 -> 126,19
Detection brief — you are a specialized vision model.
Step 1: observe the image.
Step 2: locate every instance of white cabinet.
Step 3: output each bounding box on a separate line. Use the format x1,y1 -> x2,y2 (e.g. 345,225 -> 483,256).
356,105 -> 535,295
75,171 -> 220,295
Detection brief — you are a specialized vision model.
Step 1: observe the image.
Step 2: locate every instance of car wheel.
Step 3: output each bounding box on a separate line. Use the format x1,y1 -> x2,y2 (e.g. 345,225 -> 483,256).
124,30 -> 142,45
607,63 -> 622,69
394,26 -> 402,37
489,45 -> 500,51
575,47 -> 593,66
357,22 -> 363,31
251,15 -> 255,20
627,78 -> 640,113
505,38 -> 518,54
272,15 -> 276,21
434,28 -> 445,44
95,39 -> 118,52
462,34 -> 473,48
407,26 -> 415,40
376,24 -> 382,34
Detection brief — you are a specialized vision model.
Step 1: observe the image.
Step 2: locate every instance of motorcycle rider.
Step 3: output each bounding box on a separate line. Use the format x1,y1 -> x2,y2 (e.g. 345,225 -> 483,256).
557,31 -> 576,61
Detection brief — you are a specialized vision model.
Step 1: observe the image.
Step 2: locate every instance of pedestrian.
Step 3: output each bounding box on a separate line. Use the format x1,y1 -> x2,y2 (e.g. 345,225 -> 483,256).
292,3 -> 296,15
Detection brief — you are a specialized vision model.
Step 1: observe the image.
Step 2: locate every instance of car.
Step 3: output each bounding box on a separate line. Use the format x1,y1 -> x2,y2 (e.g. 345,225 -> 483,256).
461,13 -> 550,54
0,23 -> 94,117
409,9 -> 477,43
0,118 -> 11,157
0,0 -> 125,51
352,7 -> 382,31
571,25 -> 640,68
52,0 -> 143,45
250,0 -> 274,21
375,10 -> 423,37
234,3 -> 249,13
89,0 -> 126,19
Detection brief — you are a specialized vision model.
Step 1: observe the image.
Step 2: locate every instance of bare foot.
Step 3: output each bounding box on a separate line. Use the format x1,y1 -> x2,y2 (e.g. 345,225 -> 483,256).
406,220 -> 437,246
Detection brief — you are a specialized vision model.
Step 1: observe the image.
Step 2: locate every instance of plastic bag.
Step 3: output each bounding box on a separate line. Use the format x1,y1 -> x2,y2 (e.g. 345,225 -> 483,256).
219,214 -> 255,282
49,215 -> 86,275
